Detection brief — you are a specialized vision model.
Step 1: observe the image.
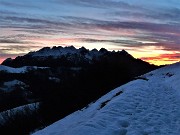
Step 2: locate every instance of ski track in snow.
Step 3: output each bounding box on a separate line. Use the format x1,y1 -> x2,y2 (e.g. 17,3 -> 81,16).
33,62 -> 180,135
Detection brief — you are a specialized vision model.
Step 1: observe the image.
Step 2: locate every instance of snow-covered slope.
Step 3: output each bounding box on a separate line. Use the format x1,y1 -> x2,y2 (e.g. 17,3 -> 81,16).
0,102 -> 39,125
0,65 -> 47,73
0,80 -> 28,92
33,62 -> 180,135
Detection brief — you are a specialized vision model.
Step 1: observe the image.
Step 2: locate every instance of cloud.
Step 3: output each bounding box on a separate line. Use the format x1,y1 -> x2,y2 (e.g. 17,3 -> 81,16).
0,0 -> 179,65
0,45 -> 42,63
0,45 -> 41,52
110,7 -> 180,23
141,53 -> 180,63
1,11 -> 180,37
1,14 -> 179,53
55,0 -> 139,10
78,38 -> 141,45
1,16 -> 67,26
0,1 -> 39,9
0,39 -> 31,44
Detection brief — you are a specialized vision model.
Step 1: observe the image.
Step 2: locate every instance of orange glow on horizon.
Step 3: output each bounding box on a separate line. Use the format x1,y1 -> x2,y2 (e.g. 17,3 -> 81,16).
140,53 -> 180,65
0,44 -> 179,66
0,52 -> 179,66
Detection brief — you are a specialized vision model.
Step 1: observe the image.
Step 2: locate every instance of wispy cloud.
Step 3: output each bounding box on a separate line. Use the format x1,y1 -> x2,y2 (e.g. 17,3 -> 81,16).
141,53 -> 180,65
56,0 -> 140,10
0,39 -> 25,44
0,0 -> 179,65
0,1 -> 39,9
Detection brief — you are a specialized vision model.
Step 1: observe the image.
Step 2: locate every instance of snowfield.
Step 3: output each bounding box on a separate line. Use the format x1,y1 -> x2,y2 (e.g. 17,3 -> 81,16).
0,102 -> 39,125
27,46 -> 104,60
33,62 -> 180,135
0,80 -> 28,92
0,65 -> 48,73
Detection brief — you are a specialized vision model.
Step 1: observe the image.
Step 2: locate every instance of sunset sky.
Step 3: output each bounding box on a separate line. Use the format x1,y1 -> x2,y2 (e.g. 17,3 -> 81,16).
0,0 -> 180,65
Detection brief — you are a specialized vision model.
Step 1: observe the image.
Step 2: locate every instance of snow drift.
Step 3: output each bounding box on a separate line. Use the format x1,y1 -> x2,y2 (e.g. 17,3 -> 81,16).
33,62 -> 180,135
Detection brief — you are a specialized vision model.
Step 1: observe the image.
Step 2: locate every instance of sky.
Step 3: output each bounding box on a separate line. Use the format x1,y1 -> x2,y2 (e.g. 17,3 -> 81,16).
0,0 -> 180,65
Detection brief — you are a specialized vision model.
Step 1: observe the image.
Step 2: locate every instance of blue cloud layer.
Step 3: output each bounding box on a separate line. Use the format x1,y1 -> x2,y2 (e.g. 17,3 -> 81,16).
0,0 -> 180,63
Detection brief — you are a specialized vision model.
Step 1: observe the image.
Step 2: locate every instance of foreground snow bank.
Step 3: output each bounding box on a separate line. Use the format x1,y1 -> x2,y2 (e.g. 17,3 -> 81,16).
33,62 -> 180,135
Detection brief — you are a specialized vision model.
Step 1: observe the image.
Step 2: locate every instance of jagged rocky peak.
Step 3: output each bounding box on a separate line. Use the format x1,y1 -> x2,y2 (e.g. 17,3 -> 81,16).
65,45 -> 76,50
1,45 -> 136,67
2,58 -> 13,63
99,48 -> 108,53
79,46 -> 89,54
91,48 -> 98,52
52,46 -> 63,50
1,58 -> 13,65
39,47 -> 51,51
79,46 -> 88,52
26,45 -> 131,57
118,49 -> 132,57
90,48 -> 99,55
121,49 -> 129,54
27,45 -> 79,57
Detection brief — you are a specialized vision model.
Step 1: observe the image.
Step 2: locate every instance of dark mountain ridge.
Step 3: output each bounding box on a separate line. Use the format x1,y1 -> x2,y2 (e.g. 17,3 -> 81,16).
0,46 -> 158,134
2,46 -> 140,68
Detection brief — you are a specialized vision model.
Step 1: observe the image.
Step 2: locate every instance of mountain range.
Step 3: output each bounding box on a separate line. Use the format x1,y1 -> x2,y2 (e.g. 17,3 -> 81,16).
0,46 -> 158,134
2,46 -> 150,68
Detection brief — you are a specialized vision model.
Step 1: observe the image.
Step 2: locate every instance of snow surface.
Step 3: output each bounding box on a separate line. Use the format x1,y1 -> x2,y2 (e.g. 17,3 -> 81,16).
29,46 -> 78,57
49,77 -> 61,83
0,102 -> 39,125
33,62 -> 180,135
27,46 -> 105,60
0,65 -> 48,73
0,80 -> 27,92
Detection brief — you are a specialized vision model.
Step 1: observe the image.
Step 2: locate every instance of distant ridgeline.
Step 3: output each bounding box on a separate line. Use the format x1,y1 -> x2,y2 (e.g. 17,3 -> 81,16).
0,46 -> 158,134
2,46 -> 151,68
